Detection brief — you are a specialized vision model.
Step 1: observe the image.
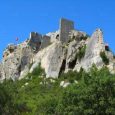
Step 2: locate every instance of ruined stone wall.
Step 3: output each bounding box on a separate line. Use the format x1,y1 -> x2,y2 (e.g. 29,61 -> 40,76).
41,35 -> 51,49
28,32 -> 42,52
59,18 -> 74,43
47,30 -> 60,43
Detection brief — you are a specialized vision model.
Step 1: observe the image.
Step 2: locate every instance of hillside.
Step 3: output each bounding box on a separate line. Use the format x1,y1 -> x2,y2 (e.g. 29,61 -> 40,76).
0,18 -> 115,81
0,65 -> 115,114
0,18 -> 115,114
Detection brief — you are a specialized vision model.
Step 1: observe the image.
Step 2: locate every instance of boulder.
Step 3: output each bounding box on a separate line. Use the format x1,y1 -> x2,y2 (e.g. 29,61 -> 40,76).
60,81 -> 70,88
31,41 -> 64,78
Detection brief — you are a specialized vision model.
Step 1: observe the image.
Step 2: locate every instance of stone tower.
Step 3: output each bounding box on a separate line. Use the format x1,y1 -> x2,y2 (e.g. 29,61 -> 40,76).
97,29 -> 104,44
59,18 -> 74,43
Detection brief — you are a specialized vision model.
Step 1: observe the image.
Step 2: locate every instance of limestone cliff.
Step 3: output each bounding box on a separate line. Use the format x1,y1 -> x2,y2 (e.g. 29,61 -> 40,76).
0,18 -> 115,81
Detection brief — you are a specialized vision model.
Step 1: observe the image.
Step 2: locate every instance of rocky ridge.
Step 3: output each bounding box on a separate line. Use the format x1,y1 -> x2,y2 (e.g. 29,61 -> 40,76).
0,18 -> 115,82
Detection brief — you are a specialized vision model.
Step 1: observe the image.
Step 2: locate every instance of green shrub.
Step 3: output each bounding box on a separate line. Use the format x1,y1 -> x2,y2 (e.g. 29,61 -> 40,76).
75,45 -> 86,61
100,51 -> 109,65
1,65 -> 115,114
80,36 -> 88,40
0,81 -> 21,114
15,102 -> 32,113
56,67 -> 115,115
68,34 -> 89,43
113,54 -> 115,59
68,38 -> 74,43
29,63 -> 33,69
60,70 -> 77,83
35,95 -> 58,114
60,68 -> 85,83
32,64 -> 45,77
105,46 -> 110,51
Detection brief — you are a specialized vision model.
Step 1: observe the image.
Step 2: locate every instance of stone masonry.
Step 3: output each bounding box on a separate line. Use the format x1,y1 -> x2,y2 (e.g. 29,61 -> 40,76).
59,18 -> 74,43
28,32 -> 42,52
41,35 -> 51,49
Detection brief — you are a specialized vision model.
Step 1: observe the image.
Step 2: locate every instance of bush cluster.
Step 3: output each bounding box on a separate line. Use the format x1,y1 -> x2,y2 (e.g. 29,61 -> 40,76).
100,51 -> 109,65
0,65 -> 115,114
75,45 -> 86,61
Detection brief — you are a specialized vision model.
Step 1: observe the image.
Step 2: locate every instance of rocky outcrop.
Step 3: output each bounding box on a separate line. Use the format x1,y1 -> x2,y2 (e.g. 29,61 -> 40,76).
0,19 -> 115,82
30,41 -> 64,78
65,37 -> 87,72
74,29 -> 115,73
74,29 -> 105,71
47,30 -> 59,43
60,81 -> 70,88
1,42 -> 34,81
0,63 -> 4,82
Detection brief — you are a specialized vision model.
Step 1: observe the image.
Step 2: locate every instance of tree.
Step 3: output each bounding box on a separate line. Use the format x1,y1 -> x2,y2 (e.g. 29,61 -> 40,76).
56,67 -> 115,115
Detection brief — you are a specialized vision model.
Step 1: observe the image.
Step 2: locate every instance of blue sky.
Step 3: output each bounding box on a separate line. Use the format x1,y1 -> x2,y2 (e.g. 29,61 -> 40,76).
0,0 -> 115,59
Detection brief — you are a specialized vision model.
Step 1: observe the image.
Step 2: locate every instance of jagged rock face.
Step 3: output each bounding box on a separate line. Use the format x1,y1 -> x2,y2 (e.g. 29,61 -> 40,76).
74,29 -> 105,71
0,22 -> 115,81
106,51 -> 115,74
74,29 -> 115,73
1,43 -> 34,81
69,30 -> 87,40
1,49 -> 21,80
19,46 -> 33,79
82,29 -> 104,69
65,40 -> 85,72
47,30 -> 59,43
65,30 -> 88,72
0,63 -> 4,82
3,44 -> 17,59
64,29 -> 115,74
30,42 -> 64,78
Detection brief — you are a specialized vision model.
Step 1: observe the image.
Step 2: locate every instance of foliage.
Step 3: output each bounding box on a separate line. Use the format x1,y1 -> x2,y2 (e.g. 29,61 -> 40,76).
29,63 -> 33,69
75,45 -> 86,61
0,80 -> 21,114
0,83 -> 12,114
100,51 -> 109,65
56,66 -> 115,115
68,35 -> 89,43
35,94 -> 58,114
105,46 -> 110,51
80,35 -> 89,40
68,36 -> 75,43
0,65 -> 115,114
31,63 -> 45,76
60,68 -> 85,83
113,54 -> 115,59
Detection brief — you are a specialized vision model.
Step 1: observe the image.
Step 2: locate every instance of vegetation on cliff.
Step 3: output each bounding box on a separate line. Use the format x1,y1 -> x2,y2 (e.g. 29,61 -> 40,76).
100,51 -> 109,65
0,65 -> 115,115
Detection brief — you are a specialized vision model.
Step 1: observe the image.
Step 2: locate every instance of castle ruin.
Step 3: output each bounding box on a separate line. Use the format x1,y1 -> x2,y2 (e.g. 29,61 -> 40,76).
1,18 -> 115,82
3,18 -> 76,56
59,18 -> 74,43
28,18 -> 75,52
